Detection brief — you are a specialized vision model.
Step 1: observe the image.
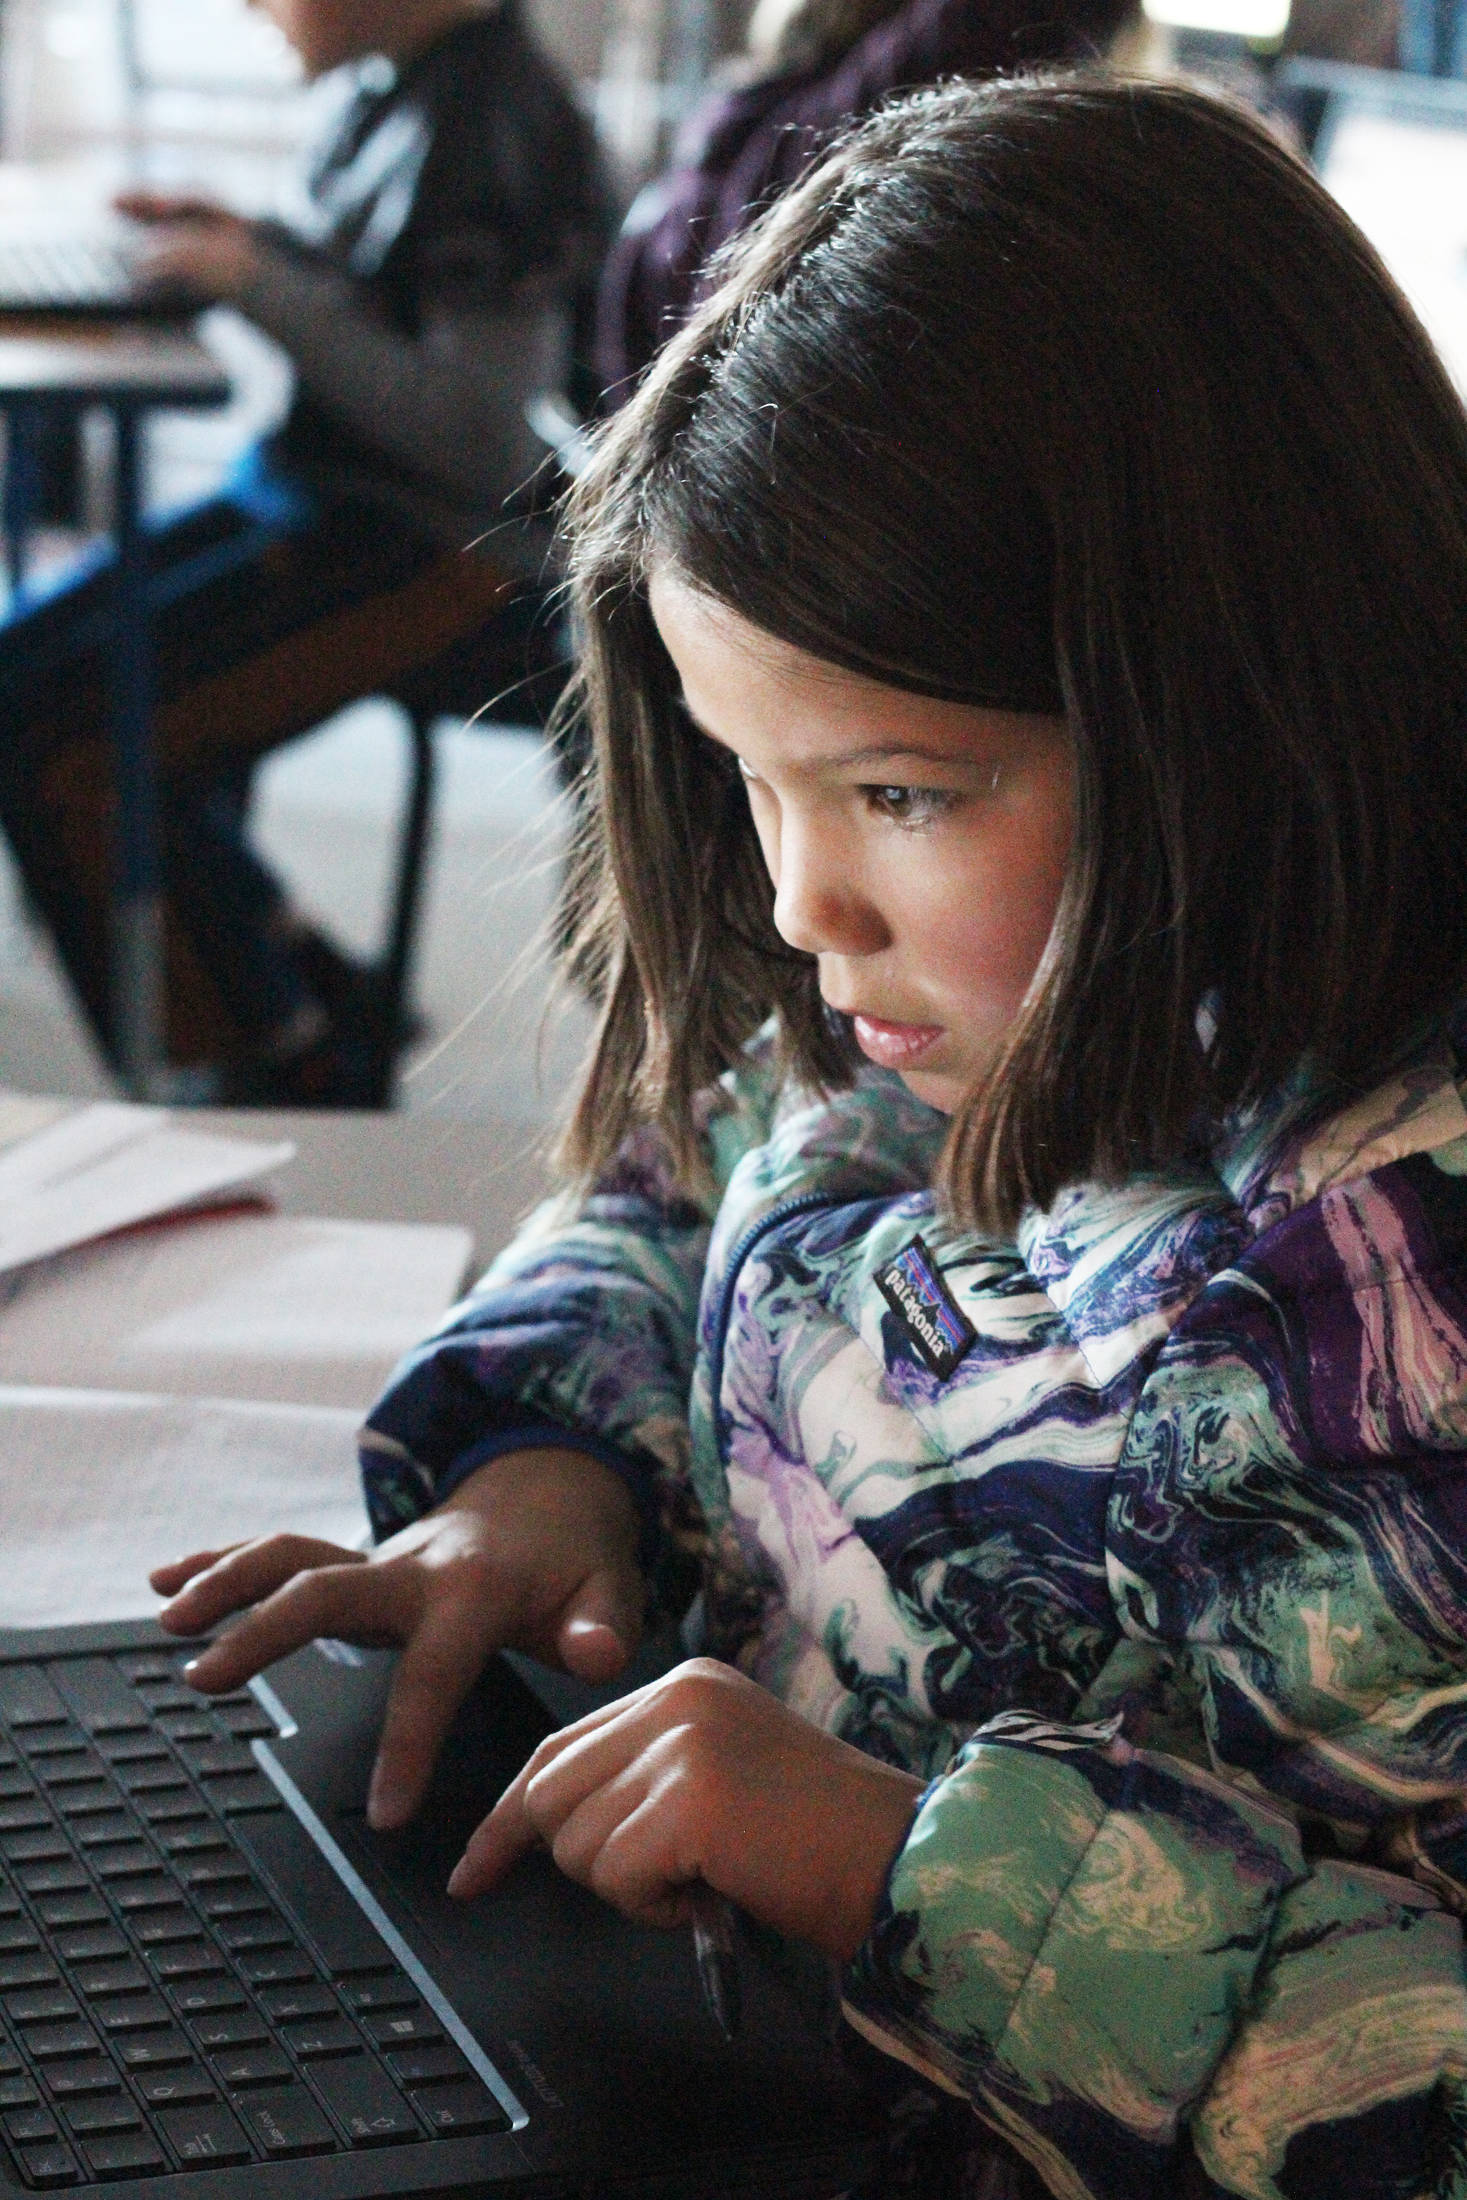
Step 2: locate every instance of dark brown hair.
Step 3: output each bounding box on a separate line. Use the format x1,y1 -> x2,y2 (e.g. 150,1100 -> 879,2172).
556,73 -> 1467,1228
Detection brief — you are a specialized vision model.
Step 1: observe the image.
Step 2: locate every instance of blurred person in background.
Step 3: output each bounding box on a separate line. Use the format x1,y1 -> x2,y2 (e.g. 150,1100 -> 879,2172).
597,0 -> 1138,401
0,0 -> 608,1103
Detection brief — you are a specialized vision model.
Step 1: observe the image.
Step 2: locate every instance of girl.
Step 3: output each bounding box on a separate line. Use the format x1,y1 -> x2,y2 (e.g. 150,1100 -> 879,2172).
153,76 -> 1467,2199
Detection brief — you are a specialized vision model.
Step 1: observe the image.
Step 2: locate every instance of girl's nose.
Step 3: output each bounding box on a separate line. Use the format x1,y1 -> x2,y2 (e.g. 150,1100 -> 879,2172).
771,821 -> 888,958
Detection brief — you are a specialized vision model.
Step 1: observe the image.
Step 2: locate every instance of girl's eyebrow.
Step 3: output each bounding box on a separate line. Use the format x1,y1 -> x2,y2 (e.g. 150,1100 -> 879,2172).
680,704 -> 977,772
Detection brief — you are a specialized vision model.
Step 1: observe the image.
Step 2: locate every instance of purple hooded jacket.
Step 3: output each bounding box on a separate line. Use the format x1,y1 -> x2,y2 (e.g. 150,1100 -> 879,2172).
595,0 -> 1134,401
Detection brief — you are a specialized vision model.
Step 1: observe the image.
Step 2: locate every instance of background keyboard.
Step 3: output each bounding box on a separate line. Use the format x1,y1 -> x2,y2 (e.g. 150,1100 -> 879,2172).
0,1650 -> 509,2187
0,240 -> 142,314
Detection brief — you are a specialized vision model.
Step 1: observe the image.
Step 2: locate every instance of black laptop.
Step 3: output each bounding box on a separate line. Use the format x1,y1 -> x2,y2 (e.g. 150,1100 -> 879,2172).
0,1620 -> 881,2200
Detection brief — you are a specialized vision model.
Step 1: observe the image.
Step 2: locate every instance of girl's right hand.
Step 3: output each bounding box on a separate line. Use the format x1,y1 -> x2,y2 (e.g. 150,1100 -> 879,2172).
147,1448 -> 644,1833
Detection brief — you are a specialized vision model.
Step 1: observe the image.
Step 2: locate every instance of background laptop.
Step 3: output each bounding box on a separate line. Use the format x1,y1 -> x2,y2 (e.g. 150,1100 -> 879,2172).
0,222 -> 193,319
0,1619 -> 881,2200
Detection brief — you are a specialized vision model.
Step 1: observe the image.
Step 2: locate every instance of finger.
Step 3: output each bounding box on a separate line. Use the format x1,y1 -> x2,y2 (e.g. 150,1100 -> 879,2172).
445,1693 -> 662,1900
149,1545 -> 247,1598
585,1795 -> 698,1929
180,1557 -> 395,1693
159,1536 -> 364,1637
554,1561 -> 643,1683
365,1600 -> 497,1832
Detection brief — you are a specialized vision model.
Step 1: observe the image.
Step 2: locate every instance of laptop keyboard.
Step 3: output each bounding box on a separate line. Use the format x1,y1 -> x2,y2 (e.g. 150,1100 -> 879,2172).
0,240 -> 141,313
0,1651 -> 510,2188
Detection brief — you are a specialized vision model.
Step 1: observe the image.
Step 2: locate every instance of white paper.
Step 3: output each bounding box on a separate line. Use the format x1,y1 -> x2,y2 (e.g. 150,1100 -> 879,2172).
0,1104 -> 296,1274
0,1210 -> 472,1411
0,1384 -> 366,1627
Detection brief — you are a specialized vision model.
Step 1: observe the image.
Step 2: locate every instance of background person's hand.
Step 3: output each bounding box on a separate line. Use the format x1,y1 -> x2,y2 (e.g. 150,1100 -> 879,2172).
447,1658 -> 925,1962
114,199 -> 263,303
149,1447 -> 645,1831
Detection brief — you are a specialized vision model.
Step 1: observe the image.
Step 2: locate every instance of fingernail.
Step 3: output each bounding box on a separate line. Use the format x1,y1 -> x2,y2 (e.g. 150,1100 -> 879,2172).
445,1858 -> 472,1900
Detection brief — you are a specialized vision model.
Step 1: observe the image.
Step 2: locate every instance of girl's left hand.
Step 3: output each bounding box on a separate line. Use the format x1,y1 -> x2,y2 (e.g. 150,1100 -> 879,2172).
447,1659 -> 924,1962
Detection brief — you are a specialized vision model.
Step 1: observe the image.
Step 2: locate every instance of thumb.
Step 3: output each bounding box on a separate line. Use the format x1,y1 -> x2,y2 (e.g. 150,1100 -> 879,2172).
555,1562 -> 642,1683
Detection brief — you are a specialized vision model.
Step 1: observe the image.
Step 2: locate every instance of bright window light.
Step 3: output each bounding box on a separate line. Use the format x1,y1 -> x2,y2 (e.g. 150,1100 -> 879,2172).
1143,0 -> 1291,39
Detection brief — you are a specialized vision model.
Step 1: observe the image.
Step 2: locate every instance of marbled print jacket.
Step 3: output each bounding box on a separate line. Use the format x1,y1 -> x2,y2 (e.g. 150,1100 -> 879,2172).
360,1035 -> 1467,2200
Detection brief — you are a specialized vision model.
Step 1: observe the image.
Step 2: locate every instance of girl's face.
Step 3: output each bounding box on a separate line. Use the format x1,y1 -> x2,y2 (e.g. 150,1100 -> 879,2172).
650,573 -> 1074,1115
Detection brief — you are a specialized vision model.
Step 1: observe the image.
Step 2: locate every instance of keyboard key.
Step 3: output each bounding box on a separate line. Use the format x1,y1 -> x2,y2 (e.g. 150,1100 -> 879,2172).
95,1739 -> 167,1769
49,1666 -> 151,1740
408,2078 -> 508,2137
210,2046 -> 289,2089
0,1672 -> 68,1729
43,2062 -> 122,2100
158,1826 -> 226,1859
118,2030 -> 191,2070
217,1917 -> 291,1954
14,1865 -> 85,1900
156,2100 -> 251,2169
4,1991 -> 77,2026
112,1658 -> 177,1687
339,1973 -> 417,2015
257,1985 -> 335,2024
157,1706 -> 215,1739
79,2129 -> 165,2177
281,2019 -> 359,2061
235,2085 -> 334,2158
307,2054 -> 418,2147
111,1877 -> 175,1913
137,1796 -> 209,1827
61,2101 -> 140,2137
35,1895 -> 105,1931
64,1953 -> 139,1988
198,1885 -> 270,1922
74,1818 -> 145,1853
73,1963 -> 150,2004
134,1908 -> 200,1947
181,1746 -> 255,1781
16,1863 -> 85,1898
0,1772 -> 37,1801
385,2043 -> 469,2088
362,2009 -> 442,2051
93,1995 -> 169,2033
115,1766 -> 186,1798
3,1835 -> 70,1867
35,1758 -> 105,1791
6,2105 -> 60,2142
0,2074 -> 39,2109
0,1803 -> 52,1834
92,1847 -> 155,1882
0,1920 -> 40,1953
0,1882 -> 21,1916
217,1706 -> 276,1742
168,1980 -> 243,2017
135,2066 -> 215,2109
210,1777 -> 280,1817
188,2012 -> 264,2052
0,2038 -> 23,2074
18,2140 -> 79,2185
22,2025 -> 98,2064
0,1957 -> 59,1992
176,1857 -> 249,1892
238,1952 -> 313,1988
56,1786 -> 121,1820
149,1946 -> 225,1984
132,1685 -> 198,1712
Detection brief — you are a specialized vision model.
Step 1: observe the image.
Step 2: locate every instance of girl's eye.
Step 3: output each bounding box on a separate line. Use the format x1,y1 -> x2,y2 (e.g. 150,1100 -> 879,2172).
863,785 -> 957,827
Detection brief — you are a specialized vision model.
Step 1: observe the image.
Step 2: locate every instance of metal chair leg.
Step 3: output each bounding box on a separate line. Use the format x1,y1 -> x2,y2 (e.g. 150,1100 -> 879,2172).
368,706 -> 437,1107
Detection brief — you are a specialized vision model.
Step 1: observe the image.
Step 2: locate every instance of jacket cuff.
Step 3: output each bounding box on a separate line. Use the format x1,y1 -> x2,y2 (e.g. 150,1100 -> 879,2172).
842,1717 -> 1305,2200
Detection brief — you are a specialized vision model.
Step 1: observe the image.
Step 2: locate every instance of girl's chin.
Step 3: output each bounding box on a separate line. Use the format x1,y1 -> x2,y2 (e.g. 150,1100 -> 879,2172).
894,1066 -> 965,1115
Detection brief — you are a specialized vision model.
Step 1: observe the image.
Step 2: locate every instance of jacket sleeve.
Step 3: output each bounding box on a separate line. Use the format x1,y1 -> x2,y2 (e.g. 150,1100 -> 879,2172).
358,1052 -> 787,1547
238,233 -> 561,516
845,1154 -> 1467,2199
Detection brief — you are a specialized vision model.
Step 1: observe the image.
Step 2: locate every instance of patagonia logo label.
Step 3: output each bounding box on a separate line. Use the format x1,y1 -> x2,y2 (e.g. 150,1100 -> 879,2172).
874,1234 -> 977,1380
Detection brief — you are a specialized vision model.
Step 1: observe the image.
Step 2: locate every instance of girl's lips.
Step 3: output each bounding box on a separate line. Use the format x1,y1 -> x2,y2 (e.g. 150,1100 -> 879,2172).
851,1014 -> 944,1069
